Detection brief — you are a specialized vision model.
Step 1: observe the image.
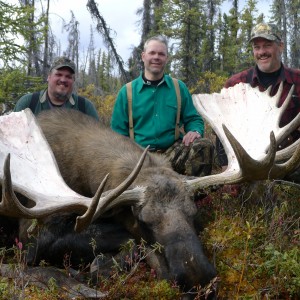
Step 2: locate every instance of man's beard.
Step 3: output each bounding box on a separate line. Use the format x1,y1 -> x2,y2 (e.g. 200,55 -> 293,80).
54,92 -> 70,102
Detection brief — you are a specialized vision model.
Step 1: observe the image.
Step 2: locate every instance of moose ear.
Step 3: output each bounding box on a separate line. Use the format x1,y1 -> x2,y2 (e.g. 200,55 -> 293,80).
0,110 -> 147,232
189,82 -> 300,190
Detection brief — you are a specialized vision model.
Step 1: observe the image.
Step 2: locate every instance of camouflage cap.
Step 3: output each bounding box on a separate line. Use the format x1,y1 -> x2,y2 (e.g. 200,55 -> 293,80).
50,56 -> 76,73
249,22 -> 281,42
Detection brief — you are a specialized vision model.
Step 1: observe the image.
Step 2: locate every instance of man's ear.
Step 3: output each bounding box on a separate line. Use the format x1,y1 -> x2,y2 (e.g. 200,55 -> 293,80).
279,41 -> 284,52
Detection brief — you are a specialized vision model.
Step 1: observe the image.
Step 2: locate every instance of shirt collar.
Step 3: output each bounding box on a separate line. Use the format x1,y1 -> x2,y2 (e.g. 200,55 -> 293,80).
137,73 -> 173,93
40,89 -> 75,105
253,63 -> 287,86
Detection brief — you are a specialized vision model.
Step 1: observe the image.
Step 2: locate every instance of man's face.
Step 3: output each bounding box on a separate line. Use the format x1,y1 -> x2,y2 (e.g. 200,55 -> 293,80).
47,67 -> 75,102
252,38 -> 283,73
142,40 -> 168,79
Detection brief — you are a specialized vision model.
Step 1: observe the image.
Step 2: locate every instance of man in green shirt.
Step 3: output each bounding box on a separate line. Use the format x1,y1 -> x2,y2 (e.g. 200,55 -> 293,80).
111,35 -> 213,177
14,56 -> 99,121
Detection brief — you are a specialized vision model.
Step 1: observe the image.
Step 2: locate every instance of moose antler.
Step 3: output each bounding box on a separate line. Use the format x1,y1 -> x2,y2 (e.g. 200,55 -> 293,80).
0,109 -> 146,232
1,84 -> 300,227
189,82 -> 300,190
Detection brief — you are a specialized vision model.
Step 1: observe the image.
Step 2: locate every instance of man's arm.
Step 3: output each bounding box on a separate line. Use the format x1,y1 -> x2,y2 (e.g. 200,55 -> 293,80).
180,81 -> 204,136
84,99 -> 100,121
176,81 -> 204,146
13,94 -> 32,112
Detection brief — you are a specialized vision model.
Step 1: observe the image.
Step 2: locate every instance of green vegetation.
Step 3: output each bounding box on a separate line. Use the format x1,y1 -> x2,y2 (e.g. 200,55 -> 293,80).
200,181 -> 300,299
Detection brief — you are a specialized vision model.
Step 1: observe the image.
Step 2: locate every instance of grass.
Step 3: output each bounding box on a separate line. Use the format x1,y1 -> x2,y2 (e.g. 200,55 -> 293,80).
199,180 -> 300,299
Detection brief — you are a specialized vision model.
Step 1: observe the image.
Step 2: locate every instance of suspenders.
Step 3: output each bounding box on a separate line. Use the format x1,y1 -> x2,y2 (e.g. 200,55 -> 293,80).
173,78 -> 181,140
126,83 -> 134,139
126,78 -> 181,140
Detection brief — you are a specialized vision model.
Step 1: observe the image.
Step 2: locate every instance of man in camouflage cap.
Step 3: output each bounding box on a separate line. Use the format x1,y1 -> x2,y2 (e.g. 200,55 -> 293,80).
14,56 -> 99,120
216,22 -> 300,182
249,22 -> 282,42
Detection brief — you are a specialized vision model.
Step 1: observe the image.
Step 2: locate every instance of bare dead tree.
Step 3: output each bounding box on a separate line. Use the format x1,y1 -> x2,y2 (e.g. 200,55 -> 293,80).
127,0 -> 151,79
64,11 -> 80,73
42,0 -> 50,80
140,0 -> 152,41
86,0 -> 130,83
87,26 -> 97,86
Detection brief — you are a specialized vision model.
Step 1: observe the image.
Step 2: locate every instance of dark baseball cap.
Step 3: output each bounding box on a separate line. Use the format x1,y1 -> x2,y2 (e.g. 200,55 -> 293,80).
249,22 -> 281,43
50,56 -> 76,73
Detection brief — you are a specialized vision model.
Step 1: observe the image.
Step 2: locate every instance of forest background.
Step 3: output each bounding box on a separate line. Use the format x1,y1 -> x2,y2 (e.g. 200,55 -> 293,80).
1,0 -> 299,119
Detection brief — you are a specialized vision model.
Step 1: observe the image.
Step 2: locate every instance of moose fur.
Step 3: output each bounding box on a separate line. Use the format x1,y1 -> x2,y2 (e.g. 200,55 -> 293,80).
16,109 -> 216,291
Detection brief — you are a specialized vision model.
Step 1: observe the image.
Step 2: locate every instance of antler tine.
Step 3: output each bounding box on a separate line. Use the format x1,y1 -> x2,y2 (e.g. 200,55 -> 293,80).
0,153 -> 96,219
76,146 -> 149,232
74,174 -> 109,232
272,84 -> 300,148
275,113 -> 300,155
278,83 -> 294,113
0,154 -> 35,218
271,143 -> 300,178
270,81 -> 283,106
223,125 -> 277,179
187,125 -> 282,192
276,137 -> 300,161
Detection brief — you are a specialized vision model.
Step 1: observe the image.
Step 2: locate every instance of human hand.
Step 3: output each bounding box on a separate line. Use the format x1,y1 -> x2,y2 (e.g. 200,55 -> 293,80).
182,131 -> 201,146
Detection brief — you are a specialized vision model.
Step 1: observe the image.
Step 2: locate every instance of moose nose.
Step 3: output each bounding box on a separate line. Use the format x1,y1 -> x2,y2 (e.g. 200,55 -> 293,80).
163,231 -> 217,290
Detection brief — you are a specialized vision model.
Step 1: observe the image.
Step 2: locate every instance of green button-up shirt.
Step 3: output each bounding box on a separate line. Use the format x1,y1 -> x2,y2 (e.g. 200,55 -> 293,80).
111,74 -> 204,149
13,89 -> 99,121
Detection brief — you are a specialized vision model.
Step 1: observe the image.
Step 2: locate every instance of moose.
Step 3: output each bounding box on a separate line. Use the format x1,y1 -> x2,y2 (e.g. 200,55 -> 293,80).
0,82 -> 300,294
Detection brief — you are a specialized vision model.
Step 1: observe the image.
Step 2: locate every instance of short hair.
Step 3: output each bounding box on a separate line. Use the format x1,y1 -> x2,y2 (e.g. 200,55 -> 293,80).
143,35 -> 169,54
